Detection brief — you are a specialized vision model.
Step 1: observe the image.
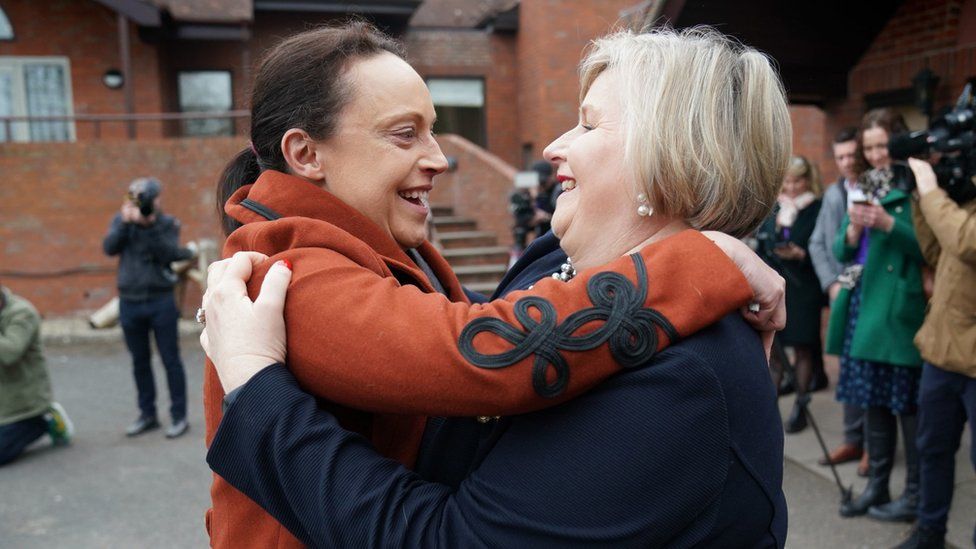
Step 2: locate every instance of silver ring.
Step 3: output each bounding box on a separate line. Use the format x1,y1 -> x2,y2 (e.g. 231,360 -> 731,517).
747,302 -> 761,314
195,307 -> 206,324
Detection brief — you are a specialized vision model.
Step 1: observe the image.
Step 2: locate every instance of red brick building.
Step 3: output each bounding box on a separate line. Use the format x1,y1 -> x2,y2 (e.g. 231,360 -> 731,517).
1,0 -> 974,314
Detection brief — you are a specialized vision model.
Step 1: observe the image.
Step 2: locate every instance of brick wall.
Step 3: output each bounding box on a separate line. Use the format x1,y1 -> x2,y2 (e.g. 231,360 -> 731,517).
0,138 -> 241,316
0,0 -> 166,138
430,133 -> 517,247
790,105 -> 835,185
405,29 -> 521,167
516,0 -> 636,163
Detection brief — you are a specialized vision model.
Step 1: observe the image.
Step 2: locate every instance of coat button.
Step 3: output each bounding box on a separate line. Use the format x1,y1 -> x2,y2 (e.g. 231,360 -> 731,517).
887,265 -> 894,272
895,206 -> 903,213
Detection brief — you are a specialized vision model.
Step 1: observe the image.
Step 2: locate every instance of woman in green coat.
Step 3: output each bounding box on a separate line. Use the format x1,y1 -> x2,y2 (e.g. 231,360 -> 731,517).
827,109 -> 926,522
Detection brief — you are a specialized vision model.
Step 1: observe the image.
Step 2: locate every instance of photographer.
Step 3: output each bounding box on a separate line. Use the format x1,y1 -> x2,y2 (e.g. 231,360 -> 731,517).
509,161 -> 561,253
0,282 -> 73,465
103,177 -> 195,439
894,158 -> 976,549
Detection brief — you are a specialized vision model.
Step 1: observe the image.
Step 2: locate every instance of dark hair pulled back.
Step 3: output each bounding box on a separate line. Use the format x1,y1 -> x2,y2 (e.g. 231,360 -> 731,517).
217,21 -> 404,235
854,108 -> 909,176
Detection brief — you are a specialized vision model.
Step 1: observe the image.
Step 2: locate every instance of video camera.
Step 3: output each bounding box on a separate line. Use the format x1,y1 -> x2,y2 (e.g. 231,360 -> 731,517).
888,84 -> 976,204
127,177 -> 161,217
509,189 -> 535,250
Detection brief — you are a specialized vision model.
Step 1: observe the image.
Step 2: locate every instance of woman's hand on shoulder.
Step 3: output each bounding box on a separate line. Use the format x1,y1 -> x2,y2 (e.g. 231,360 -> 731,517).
702,231 -> 786,357
200,251 -> 292,393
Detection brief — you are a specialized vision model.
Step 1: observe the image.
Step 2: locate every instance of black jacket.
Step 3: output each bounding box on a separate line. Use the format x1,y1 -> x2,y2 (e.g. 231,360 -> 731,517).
102,213 -> 193,300
207,232 -> 787,548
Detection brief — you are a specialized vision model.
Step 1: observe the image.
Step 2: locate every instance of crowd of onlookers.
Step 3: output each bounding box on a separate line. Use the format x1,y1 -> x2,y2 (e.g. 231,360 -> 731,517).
758,108 -> 976,549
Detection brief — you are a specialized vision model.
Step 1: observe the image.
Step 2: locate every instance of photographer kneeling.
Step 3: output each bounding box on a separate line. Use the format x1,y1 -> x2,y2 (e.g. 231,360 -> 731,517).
896,158 -> 976,549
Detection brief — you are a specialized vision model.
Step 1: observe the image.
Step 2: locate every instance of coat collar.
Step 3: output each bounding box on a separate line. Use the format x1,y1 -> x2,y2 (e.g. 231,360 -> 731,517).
879,187 -> 910,206
224,170 -> 466,300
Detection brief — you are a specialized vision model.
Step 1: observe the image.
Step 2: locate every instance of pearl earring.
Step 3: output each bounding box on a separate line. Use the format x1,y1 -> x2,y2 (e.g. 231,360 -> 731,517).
637,192 -> 652,217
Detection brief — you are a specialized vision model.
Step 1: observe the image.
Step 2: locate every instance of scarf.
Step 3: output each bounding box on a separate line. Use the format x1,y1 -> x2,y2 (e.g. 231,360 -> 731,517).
776,191 -> 816,228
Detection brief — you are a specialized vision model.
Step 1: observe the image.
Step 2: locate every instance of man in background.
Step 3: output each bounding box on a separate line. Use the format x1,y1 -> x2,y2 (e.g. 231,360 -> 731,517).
103,177 -> 195,439
0,282 -> 73,466
809,127 -> 868,474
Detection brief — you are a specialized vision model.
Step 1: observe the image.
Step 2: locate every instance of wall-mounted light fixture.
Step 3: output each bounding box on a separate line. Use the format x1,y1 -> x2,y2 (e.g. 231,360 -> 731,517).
912,68 -> 939,119
102,69 -> 124,90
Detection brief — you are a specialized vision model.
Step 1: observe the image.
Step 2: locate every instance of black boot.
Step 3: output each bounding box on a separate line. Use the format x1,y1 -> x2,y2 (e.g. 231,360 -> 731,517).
870,414 -> 920,522
841,407 -> 895,517
784,400 -> 808,433
892,524 -> 945,549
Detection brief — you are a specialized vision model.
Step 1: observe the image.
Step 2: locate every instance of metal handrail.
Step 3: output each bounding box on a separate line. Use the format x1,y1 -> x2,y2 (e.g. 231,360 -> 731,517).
0,110 -> 251,139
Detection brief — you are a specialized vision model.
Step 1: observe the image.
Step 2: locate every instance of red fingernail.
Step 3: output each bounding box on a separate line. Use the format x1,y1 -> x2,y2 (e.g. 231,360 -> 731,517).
279,259 -> 292,270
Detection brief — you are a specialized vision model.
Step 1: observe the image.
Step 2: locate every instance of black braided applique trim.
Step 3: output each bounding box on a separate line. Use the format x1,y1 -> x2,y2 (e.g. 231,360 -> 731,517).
458,254 -> 679,398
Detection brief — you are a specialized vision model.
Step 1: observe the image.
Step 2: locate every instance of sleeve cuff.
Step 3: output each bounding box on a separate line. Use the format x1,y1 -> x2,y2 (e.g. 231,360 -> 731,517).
220,363 -> 301,429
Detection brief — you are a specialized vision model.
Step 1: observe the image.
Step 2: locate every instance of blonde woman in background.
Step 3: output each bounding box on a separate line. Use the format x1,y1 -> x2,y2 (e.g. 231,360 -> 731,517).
758,156 -> 826,433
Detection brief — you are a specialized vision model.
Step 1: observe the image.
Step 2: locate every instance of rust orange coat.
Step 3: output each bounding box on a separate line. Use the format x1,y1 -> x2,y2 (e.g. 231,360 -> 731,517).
203,170 -> 754,548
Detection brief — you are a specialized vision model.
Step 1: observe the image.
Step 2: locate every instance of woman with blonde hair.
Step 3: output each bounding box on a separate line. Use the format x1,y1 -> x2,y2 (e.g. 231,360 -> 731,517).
758,155 -> 826,433
203,26 -> 791,547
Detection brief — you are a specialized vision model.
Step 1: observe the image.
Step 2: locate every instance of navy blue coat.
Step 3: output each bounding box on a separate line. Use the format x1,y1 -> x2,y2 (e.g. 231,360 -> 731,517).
207,232 -> 787,548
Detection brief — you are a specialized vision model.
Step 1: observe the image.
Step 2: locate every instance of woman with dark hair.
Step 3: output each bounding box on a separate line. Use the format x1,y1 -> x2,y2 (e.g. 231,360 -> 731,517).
829,108 -> 927,522
201,25 -> 792,547
758,155 -> 826,434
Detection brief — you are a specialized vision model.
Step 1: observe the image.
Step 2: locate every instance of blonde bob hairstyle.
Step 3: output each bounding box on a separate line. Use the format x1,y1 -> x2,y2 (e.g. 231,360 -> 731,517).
579,27 -> 792,237
784,155 -> 822,197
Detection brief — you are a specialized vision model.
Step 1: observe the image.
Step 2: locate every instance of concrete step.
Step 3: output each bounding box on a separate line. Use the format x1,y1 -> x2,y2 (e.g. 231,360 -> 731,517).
463,281 -> 500,296
441,246 -> 510,267
431,204 -> 454,217
452,263 -> 508,283
432,216 -> 477,233
438,230 -> 498,249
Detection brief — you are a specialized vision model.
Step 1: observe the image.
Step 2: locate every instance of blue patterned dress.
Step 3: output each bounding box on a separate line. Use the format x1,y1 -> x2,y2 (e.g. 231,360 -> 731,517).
835,283 -> 921,415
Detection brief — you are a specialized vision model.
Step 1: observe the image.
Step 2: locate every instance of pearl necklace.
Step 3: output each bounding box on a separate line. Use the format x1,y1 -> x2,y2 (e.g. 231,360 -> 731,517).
551,260 -> 576,282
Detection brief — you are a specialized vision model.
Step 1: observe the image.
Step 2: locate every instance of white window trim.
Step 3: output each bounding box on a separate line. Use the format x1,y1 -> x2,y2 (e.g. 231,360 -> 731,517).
0,5 -> 13,40
0,56 -> 76,142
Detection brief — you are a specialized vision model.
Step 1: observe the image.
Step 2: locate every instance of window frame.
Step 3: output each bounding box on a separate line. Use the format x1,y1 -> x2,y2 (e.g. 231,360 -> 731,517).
0,55 -> 76,142
424,75 -> 488,148
176,69 -> 235,137
0,5 -> 14,41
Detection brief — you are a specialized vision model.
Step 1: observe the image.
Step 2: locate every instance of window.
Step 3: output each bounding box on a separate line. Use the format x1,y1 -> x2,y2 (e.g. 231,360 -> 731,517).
427,77 -> 486,147
0,57 -> 74,142
0,5 -> 13,40
178,71 -> 233,136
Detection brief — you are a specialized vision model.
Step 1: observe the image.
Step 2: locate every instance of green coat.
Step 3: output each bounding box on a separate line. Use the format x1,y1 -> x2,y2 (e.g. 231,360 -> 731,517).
825,189 -> 926,367
0,287 -> 52,425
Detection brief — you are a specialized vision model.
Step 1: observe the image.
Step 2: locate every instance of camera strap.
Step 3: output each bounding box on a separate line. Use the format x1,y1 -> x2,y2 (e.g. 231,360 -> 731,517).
240,198 -> 282,221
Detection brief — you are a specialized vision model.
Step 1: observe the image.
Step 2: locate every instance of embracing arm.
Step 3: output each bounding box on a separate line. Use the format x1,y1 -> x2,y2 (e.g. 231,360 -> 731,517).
208,355 -> 731,548
218,230 -> 752,416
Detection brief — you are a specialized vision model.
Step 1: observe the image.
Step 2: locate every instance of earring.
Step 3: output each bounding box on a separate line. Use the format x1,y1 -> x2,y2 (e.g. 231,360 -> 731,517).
637,192 -> 652,217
